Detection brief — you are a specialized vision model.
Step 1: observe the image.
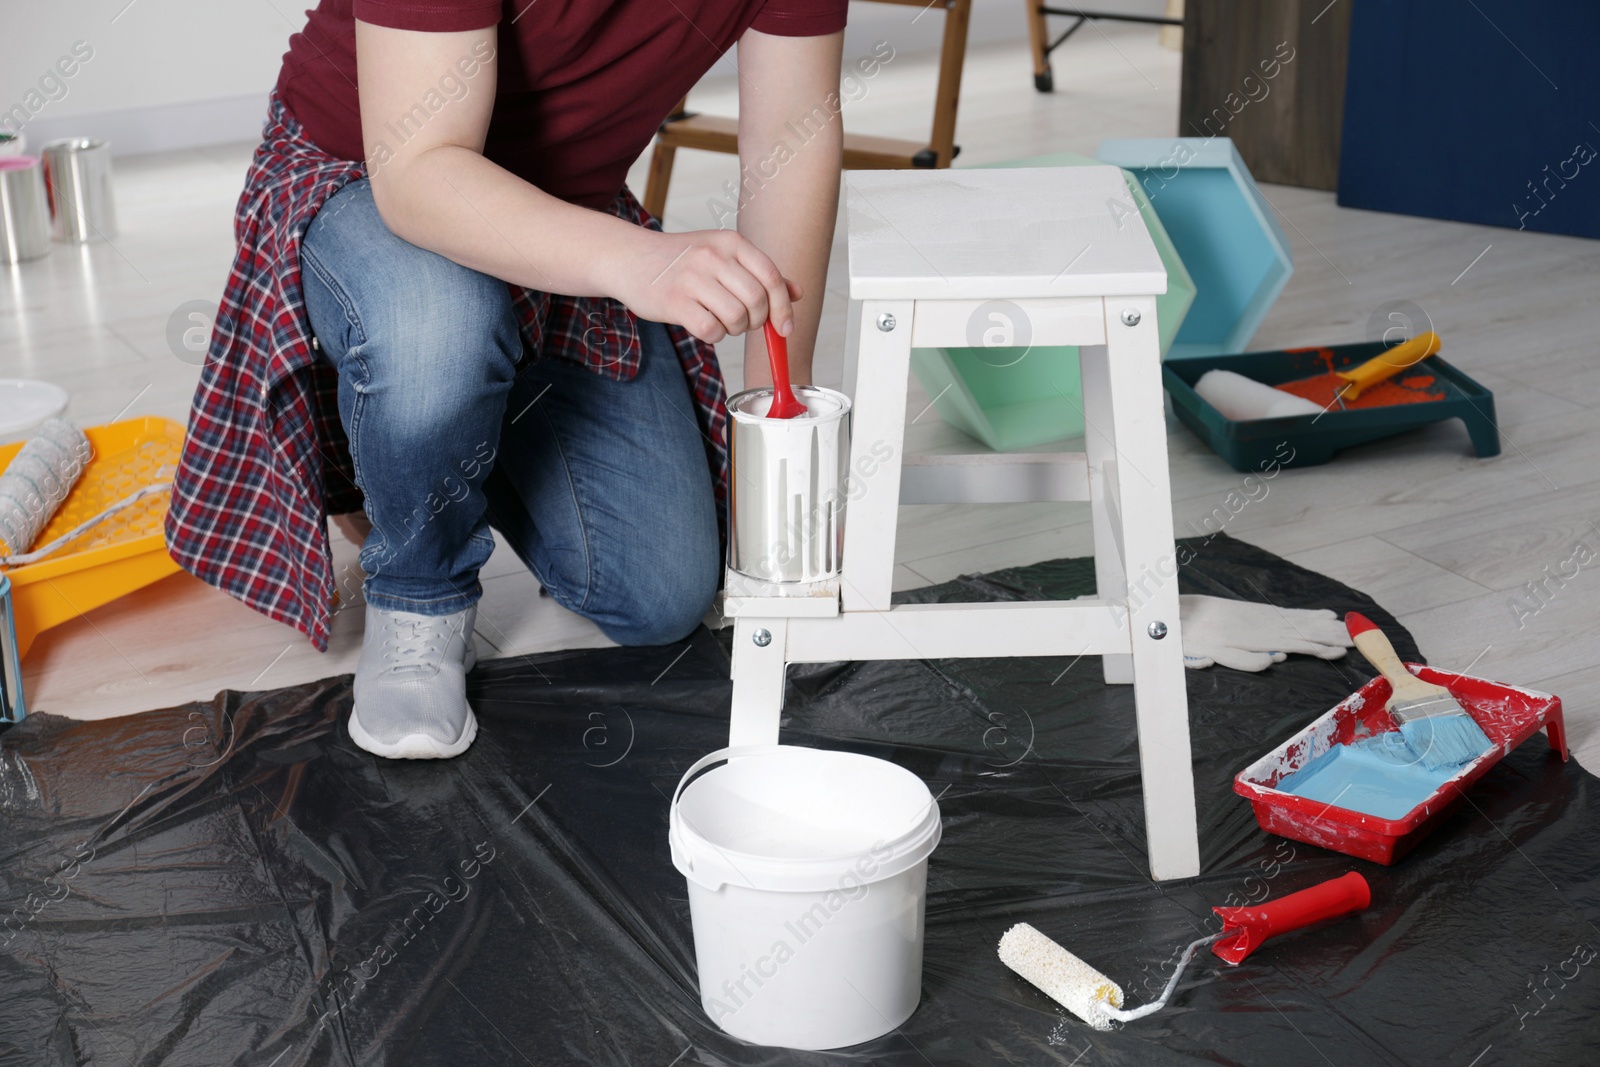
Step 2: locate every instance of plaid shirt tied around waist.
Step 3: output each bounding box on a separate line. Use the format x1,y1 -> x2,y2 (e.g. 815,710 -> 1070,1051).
165,96 -> 730,650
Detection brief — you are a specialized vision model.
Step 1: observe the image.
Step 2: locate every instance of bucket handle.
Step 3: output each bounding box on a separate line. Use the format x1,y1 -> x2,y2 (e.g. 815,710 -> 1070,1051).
669,745 -> 789,831
669,745 -> 790,890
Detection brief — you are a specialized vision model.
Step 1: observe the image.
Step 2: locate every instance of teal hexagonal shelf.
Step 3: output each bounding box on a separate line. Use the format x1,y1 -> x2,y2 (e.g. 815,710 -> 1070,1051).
1095,137 -> 1293,360
908,153 -> 1196,452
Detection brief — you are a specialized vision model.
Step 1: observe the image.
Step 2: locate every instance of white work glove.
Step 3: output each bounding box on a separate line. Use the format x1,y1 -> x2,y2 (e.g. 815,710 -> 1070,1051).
1179,594 -> 1353,672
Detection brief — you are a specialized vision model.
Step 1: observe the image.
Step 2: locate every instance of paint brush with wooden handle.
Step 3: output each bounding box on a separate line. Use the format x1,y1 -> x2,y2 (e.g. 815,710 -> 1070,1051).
1345,612 -> 1492,770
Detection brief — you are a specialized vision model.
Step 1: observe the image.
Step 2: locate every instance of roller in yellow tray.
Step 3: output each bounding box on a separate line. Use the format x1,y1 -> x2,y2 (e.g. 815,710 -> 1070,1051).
0,416 -> 183,664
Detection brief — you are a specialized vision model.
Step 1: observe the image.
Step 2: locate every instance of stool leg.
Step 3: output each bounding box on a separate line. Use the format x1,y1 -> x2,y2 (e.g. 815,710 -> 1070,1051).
730,616 -> 789,747
841,299 -> 915,614
1080,338 -> 1133,685
1102,296 -> 1200,881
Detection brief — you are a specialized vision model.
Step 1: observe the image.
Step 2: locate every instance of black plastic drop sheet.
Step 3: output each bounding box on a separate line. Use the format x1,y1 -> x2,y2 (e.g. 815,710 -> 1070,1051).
2,534 -> 1596,1066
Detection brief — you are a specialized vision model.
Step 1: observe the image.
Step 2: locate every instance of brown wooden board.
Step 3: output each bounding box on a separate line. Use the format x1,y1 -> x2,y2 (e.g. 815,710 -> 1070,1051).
1180,0 -> 1352,191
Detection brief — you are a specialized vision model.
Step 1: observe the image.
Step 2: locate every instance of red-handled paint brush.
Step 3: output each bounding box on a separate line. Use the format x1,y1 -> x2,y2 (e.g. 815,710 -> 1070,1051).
1346,611 -> 1492,769
762,320 -> 806,419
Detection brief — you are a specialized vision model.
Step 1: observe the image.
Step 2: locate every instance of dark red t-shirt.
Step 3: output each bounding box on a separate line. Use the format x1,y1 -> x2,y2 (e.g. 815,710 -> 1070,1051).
276,0 -> 847,209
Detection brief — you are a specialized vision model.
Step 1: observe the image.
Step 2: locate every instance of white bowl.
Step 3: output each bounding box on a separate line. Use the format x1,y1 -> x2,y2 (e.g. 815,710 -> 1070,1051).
0,379 -> 69,442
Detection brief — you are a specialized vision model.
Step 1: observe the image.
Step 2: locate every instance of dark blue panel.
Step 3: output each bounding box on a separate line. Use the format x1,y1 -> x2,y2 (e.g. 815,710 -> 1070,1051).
1339,0 -> 1600,238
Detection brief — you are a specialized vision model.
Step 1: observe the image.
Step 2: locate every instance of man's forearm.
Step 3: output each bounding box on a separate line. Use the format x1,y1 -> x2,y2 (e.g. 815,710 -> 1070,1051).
374,143 -> 799,344
736,127 -> 841,386
358,19 -> 805,351
735,32 -> 845,388
375,145 -> 646,300
358,22 -> 643,302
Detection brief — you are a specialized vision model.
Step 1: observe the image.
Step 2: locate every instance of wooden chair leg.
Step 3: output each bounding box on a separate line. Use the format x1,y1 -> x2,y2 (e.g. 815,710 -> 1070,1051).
1160,0 -> 1185,50
642,140 -> 676,221
926,0 -> 972,166
642,96 -> 691,221
1025,0 -> 1053,92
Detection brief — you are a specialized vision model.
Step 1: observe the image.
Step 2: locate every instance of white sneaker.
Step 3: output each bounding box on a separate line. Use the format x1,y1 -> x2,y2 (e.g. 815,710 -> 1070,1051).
349,603 -> 479,759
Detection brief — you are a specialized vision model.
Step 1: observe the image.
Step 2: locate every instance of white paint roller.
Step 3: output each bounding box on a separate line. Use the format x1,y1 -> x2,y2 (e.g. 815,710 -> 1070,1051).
998,923 -> 1127,1031
1194,369 -> 1324,421
999,874 -> 1373,1030
0,418 -> 91,556
999,921 -> 1227,1030
0,418 -> 171,567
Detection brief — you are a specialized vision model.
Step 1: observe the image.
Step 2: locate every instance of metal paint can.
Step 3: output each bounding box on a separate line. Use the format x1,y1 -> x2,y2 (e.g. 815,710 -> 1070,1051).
0,574 -> 25,723
42,138 -> 117,243
727,385 -> 851,583
0,156 -> 51,264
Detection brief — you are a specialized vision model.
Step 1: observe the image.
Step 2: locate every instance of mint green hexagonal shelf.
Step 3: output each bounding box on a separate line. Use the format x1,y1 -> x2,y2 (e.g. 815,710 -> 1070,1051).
909,152 -> 1197,452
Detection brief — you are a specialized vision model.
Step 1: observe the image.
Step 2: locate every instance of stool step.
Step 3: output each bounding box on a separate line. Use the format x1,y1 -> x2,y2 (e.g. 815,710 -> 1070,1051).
785,599 -> 1130,662
900,451 -> 1090,504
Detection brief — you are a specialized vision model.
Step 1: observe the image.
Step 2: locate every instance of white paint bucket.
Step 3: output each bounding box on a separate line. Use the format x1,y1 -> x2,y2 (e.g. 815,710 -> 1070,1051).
727,386 -> 851,584
669,745 -> 942,1049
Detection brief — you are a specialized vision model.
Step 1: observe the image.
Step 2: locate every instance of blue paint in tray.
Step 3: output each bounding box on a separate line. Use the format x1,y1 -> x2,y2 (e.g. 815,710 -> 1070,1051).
1274,732 -> 1458,820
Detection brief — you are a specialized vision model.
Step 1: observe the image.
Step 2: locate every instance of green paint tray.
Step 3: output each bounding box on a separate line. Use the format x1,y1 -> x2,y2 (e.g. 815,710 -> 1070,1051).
1163,341 -> 1501,472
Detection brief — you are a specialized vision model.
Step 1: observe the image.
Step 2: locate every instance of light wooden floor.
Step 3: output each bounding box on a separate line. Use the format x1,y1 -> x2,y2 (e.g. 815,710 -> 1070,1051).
4,25 -> 1598,774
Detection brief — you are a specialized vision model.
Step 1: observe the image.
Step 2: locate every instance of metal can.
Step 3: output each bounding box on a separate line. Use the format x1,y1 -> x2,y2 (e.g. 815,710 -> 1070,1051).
0,156 -> 51,264
727,385 -> 851,583
0,574 -> 24,723
42,138 -> 117,243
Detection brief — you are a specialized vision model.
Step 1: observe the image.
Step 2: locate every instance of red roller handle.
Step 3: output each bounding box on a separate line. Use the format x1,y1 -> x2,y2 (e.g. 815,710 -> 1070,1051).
1211,871 -> 1371,965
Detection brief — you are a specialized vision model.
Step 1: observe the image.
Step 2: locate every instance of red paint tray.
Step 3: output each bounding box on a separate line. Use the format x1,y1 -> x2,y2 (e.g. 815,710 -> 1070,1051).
1234,666 -> 1567,864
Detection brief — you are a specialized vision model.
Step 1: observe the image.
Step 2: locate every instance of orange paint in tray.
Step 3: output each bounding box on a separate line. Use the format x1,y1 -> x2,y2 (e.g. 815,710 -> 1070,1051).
1276,369 -> 1444,410
1278,337 -> 1446,410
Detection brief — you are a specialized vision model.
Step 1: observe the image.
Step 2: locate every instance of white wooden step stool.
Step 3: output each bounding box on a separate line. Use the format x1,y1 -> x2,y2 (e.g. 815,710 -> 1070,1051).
725,167 -> 1200,881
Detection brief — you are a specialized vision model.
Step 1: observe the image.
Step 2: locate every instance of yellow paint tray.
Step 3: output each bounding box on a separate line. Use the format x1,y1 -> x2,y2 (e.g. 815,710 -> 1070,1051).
0,416 -> 186,658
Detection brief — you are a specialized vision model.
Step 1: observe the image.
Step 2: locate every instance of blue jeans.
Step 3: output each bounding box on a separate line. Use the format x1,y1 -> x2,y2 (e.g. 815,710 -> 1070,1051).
299,179 -> 718,645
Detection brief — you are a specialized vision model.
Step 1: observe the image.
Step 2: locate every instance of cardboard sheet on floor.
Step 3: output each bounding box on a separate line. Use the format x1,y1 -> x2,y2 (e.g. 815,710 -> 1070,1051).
2,534 -> 1595,1066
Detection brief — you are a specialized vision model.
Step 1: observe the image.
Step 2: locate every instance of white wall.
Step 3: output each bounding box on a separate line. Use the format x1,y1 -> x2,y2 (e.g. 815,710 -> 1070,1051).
0,0 -> 304,155
0,0 -> 1167,156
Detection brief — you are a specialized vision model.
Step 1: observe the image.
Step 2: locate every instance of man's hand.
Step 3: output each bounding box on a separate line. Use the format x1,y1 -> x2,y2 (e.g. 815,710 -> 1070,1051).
611,228 -> 802,345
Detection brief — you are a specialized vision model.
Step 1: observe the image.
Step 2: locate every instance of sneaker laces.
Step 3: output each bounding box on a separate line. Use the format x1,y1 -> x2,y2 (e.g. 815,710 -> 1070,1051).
380,613 -> 461,675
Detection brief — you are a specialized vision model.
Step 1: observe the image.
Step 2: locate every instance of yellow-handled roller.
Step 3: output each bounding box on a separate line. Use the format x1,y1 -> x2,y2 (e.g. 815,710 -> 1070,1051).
1334,331 -> 1441,402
